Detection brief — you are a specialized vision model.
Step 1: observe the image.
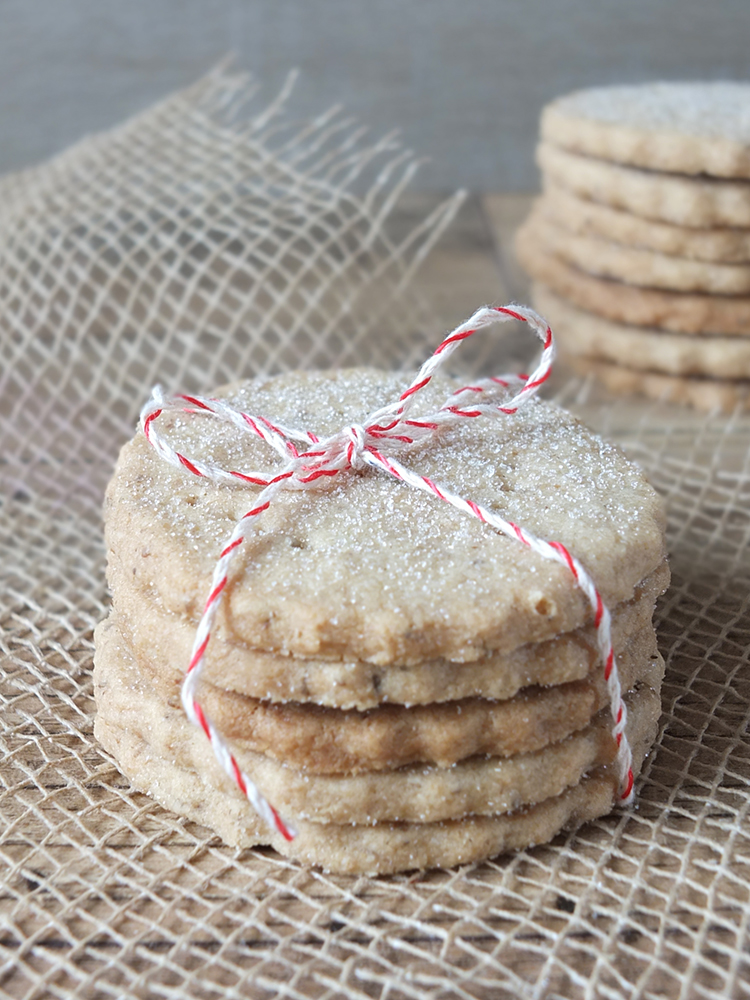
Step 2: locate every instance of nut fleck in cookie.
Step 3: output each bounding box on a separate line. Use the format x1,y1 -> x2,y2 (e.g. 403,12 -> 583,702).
96,306 -> 668,872
541,82 -> 750,179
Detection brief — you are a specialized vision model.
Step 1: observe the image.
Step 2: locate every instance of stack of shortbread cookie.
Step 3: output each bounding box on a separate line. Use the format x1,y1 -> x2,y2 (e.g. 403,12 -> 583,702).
516,81 -> 750,410
95,368 -> 668,874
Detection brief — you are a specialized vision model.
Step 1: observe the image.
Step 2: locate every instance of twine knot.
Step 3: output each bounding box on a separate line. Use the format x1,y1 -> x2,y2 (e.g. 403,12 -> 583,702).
345,424 -> 368,470
140,303 -> 635,842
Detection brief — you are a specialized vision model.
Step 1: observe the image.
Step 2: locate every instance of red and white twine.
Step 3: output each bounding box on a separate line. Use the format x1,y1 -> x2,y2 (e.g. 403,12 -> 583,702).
141,304 -> 634,842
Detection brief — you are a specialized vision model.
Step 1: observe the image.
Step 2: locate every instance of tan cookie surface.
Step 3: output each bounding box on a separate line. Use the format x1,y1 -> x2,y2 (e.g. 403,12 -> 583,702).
109,610 -> 659,774
527,204 -> 750,295
105,370 -> 666,665
94,617 -> 662,825
570,356 -> 750,413
538,142 -> 750,228
541,82 -> 750,179
92,628 -> 659,874
110,560 -> 669,709
533,285 -> 750,379
543,184 -> 750,264
97,715 -> 632,874
516,223 -> 750,335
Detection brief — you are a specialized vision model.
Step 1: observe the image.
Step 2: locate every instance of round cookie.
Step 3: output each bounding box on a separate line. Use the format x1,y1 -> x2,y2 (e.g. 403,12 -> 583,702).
543,184 -> 750,264
516,223 -> 750,335
117,611 -> 659,774
111,559 -> 669,709
538,142 -> 750,228
533,284 -> 750,379
93,621 -> 662,873
528,204 -> 750,295
569,356 -> 750,413
94,617 -> 663,825
541,82 -> 750,179
98,718 -> 639,874
105,369 -> 667,666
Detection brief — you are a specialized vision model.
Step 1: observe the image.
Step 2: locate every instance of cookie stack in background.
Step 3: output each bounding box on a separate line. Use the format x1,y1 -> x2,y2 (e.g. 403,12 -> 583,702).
94,368 -> 669,875
515,82 -> 750,411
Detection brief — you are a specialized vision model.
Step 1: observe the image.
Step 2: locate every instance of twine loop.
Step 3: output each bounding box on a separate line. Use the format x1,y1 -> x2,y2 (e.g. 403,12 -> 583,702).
140,304 -> 634,843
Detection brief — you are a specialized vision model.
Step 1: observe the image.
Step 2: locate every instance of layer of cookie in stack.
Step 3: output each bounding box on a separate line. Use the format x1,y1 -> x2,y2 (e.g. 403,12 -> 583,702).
516,81 -> 750,411
95,367 -> 668,874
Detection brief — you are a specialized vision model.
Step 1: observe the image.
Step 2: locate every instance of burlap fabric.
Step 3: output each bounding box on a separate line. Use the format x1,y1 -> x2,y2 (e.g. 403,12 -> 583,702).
1,69 -> 749,999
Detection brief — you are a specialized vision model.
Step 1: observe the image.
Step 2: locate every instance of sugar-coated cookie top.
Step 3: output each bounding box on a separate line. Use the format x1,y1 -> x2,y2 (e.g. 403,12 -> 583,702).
106,369 -> 666,665
541,81 -> 750,179
549,82 -> 750,141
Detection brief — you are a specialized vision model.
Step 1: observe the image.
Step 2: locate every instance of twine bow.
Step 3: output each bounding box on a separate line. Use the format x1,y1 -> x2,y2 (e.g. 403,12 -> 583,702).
141,304 -> 634,842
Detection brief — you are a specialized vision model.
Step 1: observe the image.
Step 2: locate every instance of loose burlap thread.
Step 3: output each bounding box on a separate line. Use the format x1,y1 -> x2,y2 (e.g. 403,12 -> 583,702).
1,68 -> 749,999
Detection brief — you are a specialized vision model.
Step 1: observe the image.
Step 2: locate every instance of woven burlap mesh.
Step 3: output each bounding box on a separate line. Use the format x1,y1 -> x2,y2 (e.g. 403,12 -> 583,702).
1,67 -> 749,1000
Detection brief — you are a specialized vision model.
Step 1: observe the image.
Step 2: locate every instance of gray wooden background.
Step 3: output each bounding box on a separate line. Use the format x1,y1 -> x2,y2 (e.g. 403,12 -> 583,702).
2,0 -> 750,192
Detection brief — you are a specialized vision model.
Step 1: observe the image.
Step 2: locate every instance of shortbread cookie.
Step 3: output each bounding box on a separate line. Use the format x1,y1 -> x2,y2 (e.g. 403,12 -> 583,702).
527,204 -> 750,294
543,184 -> 750,264
94,619 -> 660,873
99,718 -> 647,873
111,559 -> 669,708
570,355 -> 750,413
533,285 -> 750,379
538,142 -> 750,228
105,370 -> 666,666
516,224 -> 750,335
117,612 -> 658,773
94,618 -> 663,824
541,82 -> 750,179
